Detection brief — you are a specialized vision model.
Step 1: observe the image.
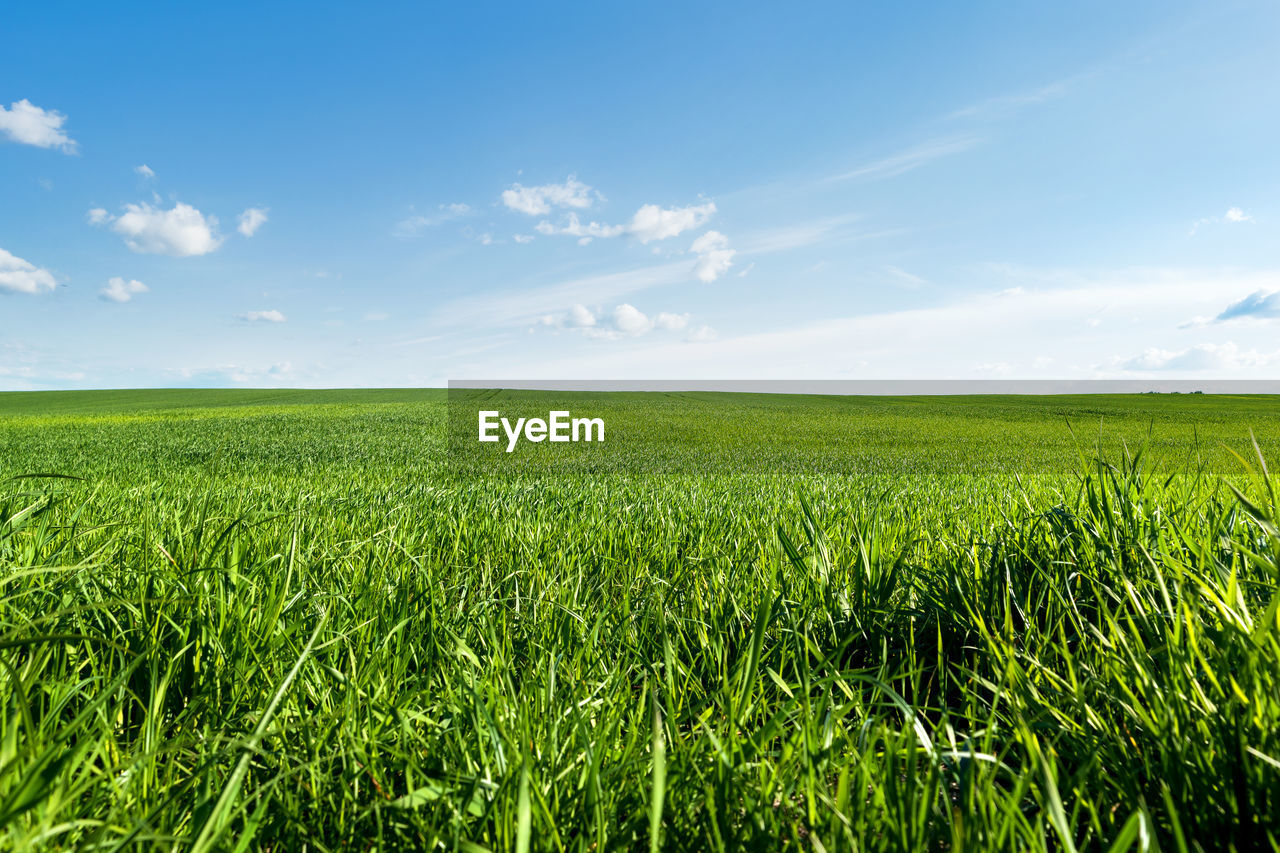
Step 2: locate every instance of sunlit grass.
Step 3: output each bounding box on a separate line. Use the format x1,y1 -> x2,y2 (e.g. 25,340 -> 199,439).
1,390 -> 1278,850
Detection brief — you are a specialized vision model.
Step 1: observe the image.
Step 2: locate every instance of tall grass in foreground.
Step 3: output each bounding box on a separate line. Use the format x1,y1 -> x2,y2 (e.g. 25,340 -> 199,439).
1,449 -> 1278,851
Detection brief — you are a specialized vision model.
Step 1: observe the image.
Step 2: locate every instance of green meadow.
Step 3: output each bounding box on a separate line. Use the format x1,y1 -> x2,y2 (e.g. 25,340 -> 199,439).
1,389 -> 1279,851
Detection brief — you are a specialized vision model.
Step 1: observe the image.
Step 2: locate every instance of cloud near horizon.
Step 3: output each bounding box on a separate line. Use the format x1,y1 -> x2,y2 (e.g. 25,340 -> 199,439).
1121,342 -> 1279,372
497,268 -> 1280,380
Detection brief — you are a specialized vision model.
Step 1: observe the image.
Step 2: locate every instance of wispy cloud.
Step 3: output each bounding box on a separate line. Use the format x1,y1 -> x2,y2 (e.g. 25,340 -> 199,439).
394,203 -> 472,238
432,261 -> 692,332
0,342 -> 87,390
534,213 -> 625,241
883,265 -> 928,288
237,309 -> 286,323
1190,207 -> 1253,235
238,207 -> 269,237
433,215 -> 862,335
492,267 -> 1280,379
168,361 -> 296,385
829,136 -> 979,182
739,216 -> 893,255
1211,289 -> 1280,322
945,75 -> 1083,120
435,213 -> 900,338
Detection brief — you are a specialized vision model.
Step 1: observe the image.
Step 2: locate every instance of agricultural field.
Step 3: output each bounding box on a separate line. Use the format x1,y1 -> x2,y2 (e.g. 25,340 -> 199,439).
1,389 -> 1279,851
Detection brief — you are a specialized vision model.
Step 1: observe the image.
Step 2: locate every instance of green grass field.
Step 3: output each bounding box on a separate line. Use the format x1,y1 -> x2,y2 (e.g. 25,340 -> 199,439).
2,389 -> 1279,851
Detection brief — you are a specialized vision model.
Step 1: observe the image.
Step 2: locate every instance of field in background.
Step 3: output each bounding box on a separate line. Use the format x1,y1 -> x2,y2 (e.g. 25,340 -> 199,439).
2,390 -> 1279,850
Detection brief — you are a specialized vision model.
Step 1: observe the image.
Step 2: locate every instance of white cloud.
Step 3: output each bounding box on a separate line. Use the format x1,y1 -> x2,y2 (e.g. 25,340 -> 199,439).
504,267 -> 1280,379
535,213 -> 625,240
612,303 -> 652,336
437,218 -> 841,334
237,309 -> 286,323
92,202 -> 223,256
1191,207 -> 1254,235
654,312 -> 690,331
536,303 -> 598,331
100,277 -> 148,303
691,230 -> 729,253
513,234 -> 534,244
535,302 -> 698,341
135,164 -> 155,179
685,324 -> 718,343
394,203 -> 471,237
0,99 -> 77,152
534,201 -> 718,246
691,230 -> 736,282
628,202 -> 716,243
1120,342 -> 1279,372
0,248 -> 57,294
237,207 -> 269,237
502,177 -> 597,215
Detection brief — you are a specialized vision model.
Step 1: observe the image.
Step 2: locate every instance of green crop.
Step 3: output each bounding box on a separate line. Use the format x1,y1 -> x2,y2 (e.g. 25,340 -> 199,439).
1,389 -> 1278,850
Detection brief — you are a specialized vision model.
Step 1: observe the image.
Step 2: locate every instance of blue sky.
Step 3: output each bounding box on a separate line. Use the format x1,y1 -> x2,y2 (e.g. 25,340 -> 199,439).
3,0 -> 1278,388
